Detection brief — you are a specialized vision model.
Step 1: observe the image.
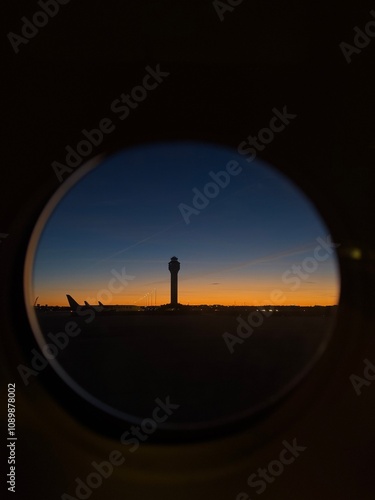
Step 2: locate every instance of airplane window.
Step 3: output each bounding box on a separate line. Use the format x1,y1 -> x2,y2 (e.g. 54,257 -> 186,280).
24,142 -> 340,434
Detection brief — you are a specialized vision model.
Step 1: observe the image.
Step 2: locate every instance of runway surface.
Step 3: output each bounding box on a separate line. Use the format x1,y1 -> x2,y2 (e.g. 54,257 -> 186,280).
35,312 -> 335,425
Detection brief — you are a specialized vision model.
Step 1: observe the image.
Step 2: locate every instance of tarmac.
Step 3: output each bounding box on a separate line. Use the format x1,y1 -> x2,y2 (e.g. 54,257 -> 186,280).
35,312 -> 335,426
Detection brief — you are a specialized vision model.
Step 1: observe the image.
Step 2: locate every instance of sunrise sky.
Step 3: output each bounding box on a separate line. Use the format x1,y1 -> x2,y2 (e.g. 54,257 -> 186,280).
30,142 -> 340,307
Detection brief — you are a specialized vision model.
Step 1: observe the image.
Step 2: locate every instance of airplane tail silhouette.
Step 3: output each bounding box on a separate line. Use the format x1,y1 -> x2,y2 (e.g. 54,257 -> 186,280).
84,301 -> 91,306
67,295 -> 80,311
98,301 -> 104,307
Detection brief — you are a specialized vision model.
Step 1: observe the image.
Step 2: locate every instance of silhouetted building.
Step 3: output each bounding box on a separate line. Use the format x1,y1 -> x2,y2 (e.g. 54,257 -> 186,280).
168,256 -> 180,306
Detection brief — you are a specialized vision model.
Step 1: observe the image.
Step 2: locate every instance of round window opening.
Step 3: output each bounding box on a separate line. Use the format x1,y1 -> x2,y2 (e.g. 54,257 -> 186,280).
24,142 -> 340,433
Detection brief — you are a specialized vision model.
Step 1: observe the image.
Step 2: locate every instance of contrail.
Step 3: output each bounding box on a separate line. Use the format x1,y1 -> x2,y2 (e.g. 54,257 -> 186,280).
89,221 -> 182,268
141,240 -> 321,286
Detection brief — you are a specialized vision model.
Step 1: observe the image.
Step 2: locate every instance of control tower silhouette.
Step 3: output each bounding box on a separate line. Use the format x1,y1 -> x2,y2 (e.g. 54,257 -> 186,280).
168,256 -> 180,306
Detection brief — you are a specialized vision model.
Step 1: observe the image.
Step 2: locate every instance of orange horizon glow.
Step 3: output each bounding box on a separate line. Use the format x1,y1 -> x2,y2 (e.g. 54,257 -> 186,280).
31,279 -> 340,307
34,300 -> 338,307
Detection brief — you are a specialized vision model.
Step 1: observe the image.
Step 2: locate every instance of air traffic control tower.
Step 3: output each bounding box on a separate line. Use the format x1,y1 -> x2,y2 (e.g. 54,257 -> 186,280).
168,256 -> 180,306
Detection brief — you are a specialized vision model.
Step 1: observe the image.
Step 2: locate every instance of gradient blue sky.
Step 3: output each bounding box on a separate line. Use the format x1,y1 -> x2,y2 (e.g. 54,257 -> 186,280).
31,142 -> 340,306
